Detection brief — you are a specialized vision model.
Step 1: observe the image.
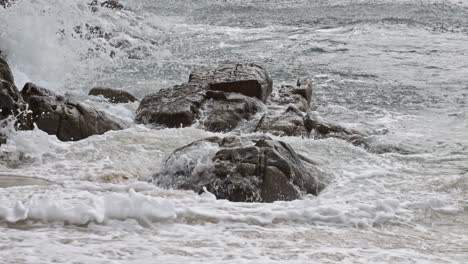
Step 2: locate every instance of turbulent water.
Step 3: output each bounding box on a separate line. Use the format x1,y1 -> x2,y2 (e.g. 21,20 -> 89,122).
1,0 -> 468,263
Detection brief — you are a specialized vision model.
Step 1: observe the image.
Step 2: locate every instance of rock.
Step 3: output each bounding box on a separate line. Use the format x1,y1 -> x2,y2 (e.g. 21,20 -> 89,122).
292,79 -> 313,107
189,63 -> 273,102
268,81 -> 313,112
0,0 -> 14,8
101,0 -> 123,9
89,87 -> 137,103
0,57 -> 30,129
304,113 -> 367,146
135,83 -> 206,128
136,63 -> 272,131
73,24 -> 112,41
0,56 -> 14,84
0,81 -> 23,120
88,0 -> 123,12
21,83 -> 125,141
155,135 -> 324,202
255,106 -> 308,137
136,82 -> 261,132
304,113 -> 354,136
201,91 -> 260,132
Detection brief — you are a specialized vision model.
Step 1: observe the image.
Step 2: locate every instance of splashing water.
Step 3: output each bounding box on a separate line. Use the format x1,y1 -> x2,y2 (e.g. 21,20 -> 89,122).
1,0 -> 468,263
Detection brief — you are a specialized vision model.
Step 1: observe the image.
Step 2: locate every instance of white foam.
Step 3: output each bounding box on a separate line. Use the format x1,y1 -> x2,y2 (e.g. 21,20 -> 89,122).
0,188 -> 175,225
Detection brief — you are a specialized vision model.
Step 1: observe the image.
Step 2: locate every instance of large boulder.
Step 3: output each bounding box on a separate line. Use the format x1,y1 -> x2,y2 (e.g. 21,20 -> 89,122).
135,83 -> 261,132
201,91 -> 259,132
155,135 -> 325,202
89,87 -> 137,103
136,63 -> 271,131
21,83 -> 125,141
135,83 -> 206,128
189,63 -> 273,102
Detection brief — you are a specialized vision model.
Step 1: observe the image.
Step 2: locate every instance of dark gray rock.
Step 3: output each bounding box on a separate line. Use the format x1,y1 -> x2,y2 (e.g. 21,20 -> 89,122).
268,80 -> 313,112
101,0 -> 123,9
189,63 -> 273,102
21,83 -> 125,141
88,0 -> 123,12
0,0 -> 14,8
0,57 -> 30,129
155,135 -> 324,202
292,79 -> 313,107
135,83 -> 206,128
136,83 -> 261,132
255,106 -> 308,137
304,113 -> 367,146
201,91 -> 260,132
0,80 -> 23,120
89,87 -> 137,103
0,56 -> 14,85
304,113 -> 354,136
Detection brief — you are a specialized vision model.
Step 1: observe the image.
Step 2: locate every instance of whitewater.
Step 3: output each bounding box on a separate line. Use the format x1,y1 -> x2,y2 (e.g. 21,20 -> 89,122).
1,0 -> 467,263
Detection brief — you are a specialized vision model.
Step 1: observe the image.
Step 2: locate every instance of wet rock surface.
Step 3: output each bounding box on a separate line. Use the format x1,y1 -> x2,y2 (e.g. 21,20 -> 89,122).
189,63 -> 273,102
0,57 -> 14,84
0,57 -> 30,129
135,83 -> 206,128
268,79 -> 313,112
136,81 -> 262,132
0,0 -> 14,8
155,135 -> 325,202
201,91 -> 259,132
89,87 -> 137,103
21,83 -> 125,141
88,0 -> 123,12
255,106 -> 308,137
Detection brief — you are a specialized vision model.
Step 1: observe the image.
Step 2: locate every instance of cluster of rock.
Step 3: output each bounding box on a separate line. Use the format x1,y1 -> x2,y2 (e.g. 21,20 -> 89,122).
1,54 -> 368,202
0,57 -> 125,142
135,63 -> 366,202
136,63 -> 361,141
136,63 -> 269,132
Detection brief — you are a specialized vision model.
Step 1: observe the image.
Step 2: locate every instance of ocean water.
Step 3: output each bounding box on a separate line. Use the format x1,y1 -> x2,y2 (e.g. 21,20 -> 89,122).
0,0 -> 467,263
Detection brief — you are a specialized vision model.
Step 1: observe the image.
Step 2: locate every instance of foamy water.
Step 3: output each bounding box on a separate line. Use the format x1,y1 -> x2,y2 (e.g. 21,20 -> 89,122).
1,0 -> 467,263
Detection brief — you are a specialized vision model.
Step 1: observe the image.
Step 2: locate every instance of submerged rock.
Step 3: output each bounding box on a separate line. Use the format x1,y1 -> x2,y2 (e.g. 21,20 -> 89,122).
189,63 -> 273,102
269,79 -> 313,112
256,106 -> 308,137
155,135 -> 325,202
89,87 -> 137,103
21,83 -> 125,141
